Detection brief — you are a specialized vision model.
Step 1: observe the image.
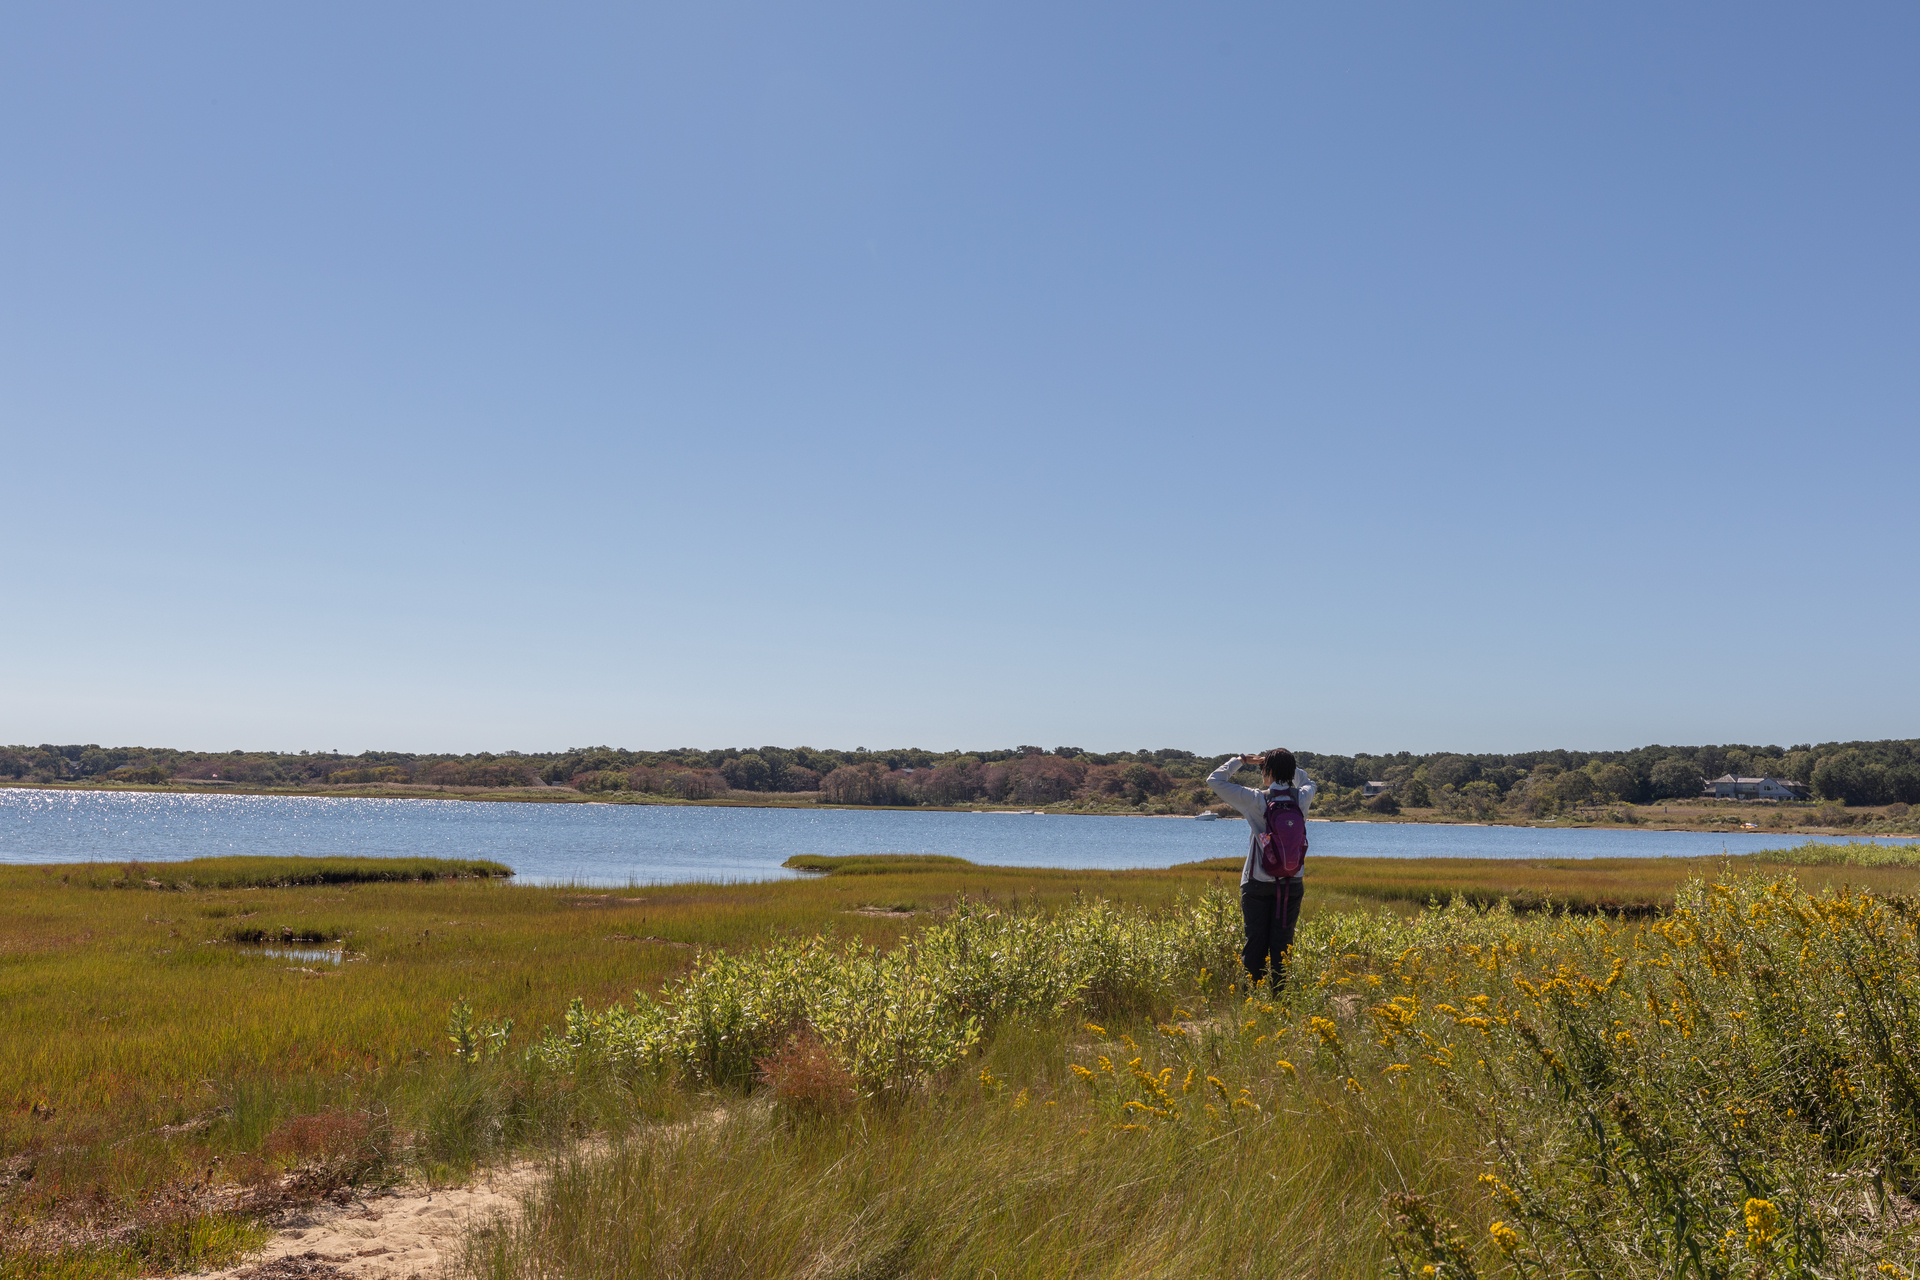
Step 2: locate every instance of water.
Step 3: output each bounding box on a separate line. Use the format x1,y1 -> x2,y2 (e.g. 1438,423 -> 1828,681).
256,946 -> 343,965
0,789 -> 1908,886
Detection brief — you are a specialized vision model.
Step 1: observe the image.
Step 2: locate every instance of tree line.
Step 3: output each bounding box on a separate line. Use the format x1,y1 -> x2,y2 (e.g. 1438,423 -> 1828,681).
4,738 -> 1916,810
1295,740 -> 1920,809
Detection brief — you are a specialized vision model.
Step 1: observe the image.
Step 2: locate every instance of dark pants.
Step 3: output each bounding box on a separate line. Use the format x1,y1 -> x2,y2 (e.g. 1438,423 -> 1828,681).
1241,879 -> 1303,991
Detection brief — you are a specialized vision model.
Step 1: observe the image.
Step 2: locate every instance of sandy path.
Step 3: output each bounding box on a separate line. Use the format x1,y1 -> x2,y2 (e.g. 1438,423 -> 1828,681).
193,1161 -> 544,1280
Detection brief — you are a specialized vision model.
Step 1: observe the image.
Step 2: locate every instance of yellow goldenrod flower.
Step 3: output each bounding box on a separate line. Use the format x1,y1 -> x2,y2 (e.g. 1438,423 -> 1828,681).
1489,1220 -> 1521,1254
1744,1198 -> 1779,1252
1477,1173 -> 1522,1211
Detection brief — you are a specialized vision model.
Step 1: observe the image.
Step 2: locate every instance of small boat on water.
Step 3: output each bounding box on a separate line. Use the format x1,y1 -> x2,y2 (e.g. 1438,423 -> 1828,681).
1194,810 -> 1220,821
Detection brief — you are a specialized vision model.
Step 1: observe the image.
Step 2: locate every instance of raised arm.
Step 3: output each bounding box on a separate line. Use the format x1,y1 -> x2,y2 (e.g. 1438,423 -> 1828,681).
1206,756 -> 1267,821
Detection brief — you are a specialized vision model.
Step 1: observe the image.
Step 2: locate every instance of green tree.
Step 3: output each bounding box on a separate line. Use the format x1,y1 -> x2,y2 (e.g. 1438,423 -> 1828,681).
1513,780 -> 1557,818
1122,762 -> 1172,798
1459,780 -> 1502,819
1425,755 -> 1477,790
1811,750 -> 1890,806
1552,770 -> 1595,809
1590,763 -> 1636,804
720,753 -> 773,792
1648,757 -> 1703,801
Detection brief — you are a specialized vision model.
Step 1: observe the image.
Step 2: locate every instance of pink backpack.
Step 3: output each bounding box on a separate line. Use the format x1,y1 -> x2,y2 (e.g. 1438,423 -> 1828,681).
1257,785 -> 1309,879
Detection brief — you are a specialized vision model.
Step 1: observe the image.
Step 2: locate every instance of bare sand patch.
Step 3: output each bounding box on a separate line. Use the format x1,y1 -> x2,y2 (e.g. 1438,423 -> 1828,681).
194,1162 -> 543,1280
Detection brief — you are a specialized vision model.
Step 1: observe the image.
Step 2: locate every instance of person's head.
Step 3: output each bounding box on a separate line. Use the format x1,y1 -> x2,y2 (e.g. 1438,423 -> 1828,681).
1261,749 -> 1297,784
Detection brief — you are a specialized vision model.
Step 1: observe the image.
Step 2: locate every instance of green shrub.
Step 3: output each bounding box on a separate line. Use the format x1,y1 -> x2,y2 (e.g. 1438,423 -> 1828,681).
532,891 -> 1241,1094
328,765 -> 407,784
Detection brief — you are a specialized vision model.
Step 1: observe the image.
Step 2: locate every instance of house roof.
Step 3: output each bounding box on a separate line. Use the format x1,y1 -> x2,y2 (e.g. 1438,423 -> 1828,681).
1709,775 -> 1803,785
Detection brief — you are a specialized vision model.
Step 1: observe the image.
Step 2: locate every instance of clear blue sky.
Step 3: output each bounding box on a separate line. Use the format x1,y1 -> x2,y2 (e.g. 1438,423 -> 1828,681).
3,3 -> 1915,757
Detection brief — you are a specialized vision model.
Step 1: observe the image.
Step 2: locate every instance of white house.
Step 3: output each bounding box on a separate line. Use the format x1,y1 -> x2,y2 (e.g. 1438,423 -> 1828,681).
1706,775 -> 1809,801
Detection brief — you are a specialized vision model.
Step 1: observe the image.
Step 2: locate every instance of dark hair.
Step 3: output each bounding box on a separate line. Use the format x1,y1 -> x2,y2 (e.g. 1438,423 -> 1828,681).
1262,749 -> 1297,783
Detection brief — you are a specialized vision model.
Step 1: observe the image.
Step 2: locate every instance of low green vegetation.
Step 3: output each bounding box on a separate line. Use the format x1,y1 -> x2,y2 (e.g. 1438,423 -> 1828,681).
782,853 -> 976,875
1,1212 -> 270,1280
8,850 -> 1920,1276
1752,839 -> 1920,868
798,850 -> 1920,916
66,855 -> 513,890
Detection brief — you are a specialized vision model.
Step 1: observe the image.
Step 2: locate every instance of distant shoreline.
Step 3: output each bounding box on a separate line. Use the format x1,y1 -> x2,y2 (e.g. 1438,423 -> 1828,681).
3,778 -> 1909,840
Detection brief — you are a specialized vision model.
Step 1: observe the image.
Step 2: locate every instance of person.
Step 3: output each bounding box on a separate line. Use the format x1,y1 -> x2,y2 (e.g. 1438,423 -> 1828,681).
1208,749 -> 1315,992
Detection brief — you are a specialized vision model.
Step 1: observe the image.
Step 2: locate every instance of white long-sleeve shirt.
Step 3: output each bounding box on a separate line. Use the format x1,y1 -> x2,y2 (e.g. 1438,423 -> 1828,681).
1207,756 -> 1316,887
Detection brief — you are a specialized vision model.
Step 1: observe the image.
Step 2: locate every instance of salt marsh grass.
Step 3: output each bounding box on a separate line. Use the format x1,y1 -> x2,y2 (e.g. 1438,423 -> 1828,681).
480,862 -> 1920,1278
0,855 -> 1255,1224
9,849 -> 1920,1277
1753,839 -> 1920,868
